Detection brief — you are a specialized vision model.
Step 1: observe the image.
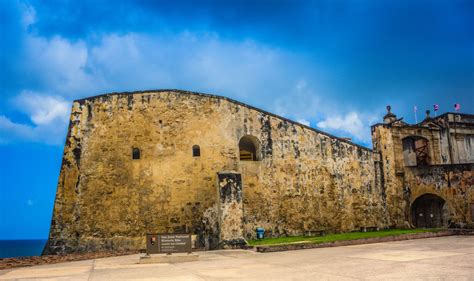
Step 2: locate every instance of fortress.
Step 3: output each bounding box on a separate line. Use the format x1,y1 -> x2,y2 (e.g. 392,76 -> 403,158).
43,90 -> 474,254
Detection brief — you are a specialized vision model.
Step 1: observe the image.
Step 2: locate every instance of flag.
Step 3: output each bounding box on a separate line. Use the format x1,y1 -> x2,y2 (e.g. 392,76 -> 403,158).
454,103 -> 461,111
433,104 -> 439,111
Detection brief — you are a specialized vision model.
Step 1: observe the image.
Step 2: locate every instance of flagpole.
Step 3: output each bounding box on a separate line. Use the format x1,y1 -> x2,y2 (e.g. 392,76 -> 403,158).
414,106 -> 418,123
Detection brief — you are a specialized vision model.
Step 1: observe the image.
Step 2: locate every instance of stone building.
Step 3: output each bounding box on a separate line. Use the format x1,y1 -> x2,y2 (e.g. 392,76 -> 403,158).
43,90 -> 473,254
372,107 -> 474,229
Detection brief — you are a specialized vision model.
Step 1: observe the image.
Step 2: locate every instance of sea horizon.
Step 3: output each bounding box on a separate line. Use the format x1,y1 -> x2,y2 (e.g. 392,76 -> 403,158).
0,239 -> 48,258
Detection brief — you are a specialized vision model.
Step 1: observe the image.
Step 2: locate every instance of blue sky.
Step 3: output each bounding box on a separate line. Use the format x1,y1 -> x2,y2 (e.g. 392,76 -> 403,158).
0,0 -> 473,239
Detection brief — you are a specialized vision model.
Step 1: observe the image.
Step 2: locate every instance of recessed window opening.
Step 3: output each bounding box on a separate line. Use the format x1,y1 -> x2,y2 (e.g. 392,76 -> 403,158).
192,145 -> 200,157
132,148 -> 141,160
402,136 -> 429,166
239,135 -> 260,161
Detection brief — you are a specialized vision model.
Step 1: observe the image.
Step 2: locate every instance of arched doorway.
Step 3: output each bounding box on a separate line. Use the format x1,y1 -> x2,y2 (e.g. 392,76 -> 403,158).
239,135 -> 260,161
411,194 -> 445,228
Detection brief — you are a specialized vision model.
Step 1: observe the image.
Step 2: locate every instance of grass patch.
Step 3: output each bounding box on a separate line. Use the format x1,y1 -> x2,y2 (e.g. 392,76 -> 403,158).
247,228 -> 443,246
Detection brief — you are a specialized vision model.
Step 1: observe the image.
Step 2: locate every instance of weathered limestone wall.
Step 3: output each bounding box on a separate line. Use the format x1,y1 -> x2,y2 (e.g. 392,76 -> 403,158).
371,125 -> 405,227
217,172 -> 245,248
405,164 -> 474,227
372,122 -> 474,229
240,119 -> 386,239
44,90 -> 387,254
441,113 -> 474,164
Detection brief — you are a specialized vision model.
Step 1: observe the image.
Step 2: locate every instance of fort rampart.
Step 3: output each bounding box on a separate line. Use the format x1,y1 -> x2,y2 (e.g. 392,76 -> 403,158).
44,90 -> 388,254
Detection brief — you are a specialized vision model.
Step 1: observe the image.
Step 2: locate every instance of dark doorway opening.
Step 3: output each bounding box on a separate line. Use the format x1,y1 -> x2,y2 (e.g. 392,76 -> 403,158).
239,135 -> 260,161
411,194 -> 445,228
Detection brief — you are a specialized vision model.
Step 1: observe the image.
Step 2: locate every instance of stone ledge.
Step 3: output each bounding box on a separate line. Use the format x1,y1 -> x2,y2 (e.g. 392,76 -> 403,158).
139,253 -> 199,264
449,228 -> 474,235
255,231 -> 455,253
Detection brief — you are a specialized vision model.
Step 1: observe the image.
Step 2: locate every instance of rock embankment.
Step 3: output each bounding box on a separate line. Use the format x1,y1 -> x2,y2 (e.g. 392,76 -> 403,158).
0,250 -> 139,270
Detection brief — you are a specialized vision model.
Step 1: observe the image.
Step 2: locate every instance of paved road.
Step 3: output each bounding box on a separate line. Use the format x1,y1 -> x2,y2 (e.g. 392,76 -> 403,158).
1,236 -> 473,280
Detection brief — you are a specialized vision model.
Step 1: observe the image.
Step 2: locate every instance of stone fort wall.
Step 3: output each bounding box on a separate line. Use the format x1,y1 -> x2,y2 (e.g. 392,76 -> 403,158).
43,90 -> 388,254
372,122 -> 474,229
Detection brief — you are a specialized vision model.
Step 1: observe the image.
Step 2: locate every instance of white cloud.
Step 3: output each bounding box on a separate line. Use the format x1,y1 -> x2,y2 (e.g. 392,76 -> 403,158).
4,23 -> 373,145
15,91 -> 70,125
20,2 -> 36,27
297,119 -> 311,126
24,36 -> 103,96
0,114 -> 69,145
0,92 -> 70,145
0,115 -> 35,141
18,25 -> 304,100
6,28 -> 302,144
272,79 -> 324,120
3,4 -> 381,146
316,112 -> 372,143
87,32 -> 296,101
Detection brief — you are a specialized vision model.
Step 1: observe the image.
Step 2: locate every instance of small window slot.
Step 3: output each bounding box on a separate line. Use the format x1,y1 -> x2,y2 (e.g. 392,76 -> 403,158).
192,145 -> 200,157
132,148 -> 141,160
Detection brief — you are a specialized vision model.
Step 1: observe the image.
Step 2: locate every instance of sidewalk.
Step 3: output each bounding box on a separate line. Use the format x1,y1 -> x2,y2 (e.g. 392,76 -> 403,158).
0,236 -> 473,280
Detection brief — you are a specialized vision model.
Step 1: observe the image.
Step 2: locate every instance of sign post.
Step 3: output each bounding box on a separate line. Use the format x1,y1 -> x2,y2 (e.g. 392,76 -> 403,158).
159,234 -> 192,254
141,233 -> 198,264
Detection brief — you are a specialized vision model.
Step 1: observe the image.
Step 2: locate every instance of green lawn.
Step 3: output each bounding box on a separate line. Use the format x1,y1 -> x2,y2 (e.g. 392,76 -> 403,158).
247,228 -> 443,246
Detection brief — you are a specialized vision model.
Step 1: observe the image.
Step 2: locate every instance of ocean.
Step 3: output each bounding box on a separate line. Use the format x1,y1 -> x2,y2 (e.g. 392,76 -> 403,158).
0,240 -> 48,258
